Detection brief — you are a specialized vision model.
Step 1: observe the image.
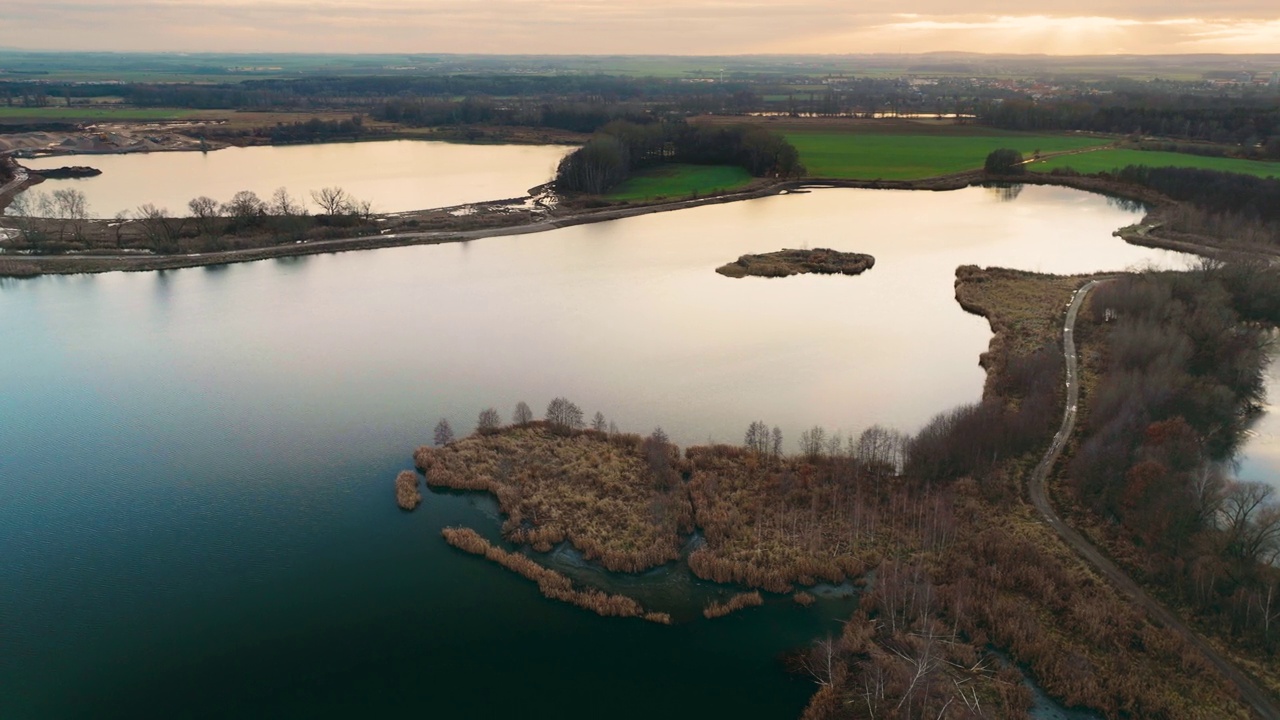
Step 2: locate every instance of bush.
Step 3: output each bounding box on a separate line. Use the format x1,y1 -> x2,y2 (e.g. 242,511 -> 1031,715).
984,148 -> 1026,175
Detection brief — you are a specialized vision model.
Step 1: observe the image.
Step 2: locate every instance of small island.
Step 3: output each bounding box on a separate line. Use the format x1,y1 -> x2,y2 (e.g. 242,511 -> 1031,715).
33,166 -> 103,180
715,248 -> 875,278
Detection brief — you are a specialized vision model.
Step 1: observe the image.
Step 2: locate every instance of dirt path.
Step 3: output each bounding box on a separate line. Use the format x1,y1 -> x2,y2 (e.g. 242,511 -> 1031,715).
1033,279 -> 1280,720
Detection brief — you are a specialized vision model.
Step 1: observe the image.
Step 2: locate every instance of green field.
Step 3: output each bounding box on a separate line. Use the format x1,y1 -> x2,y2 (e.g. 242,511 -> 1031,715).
785,131 -> 1113,180
0,107 -> 201,122
606,164 -> 754,201
1031,149 -> 1280,179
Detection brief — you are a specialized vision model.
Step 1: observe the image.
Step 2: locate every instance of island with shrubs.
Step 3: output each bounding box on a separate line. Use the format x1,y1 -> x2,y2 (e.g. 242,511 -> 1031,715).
715,248 -> 875,278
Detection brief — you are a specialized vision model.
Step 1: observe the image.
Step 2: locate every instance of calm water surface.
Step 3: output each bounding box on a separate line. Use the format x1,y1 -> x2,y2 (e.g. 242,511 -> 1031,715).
0,185 -> 1192,718
1233,353 -> 1280,493
16,140 -> 570,217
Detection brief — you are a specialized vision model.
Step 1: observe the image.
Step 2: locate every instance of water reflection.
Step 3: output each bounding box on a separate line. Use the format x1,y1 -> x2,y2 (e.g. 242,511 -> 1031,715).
17,140 -> 571,217
0,185 -> 1195,719
984,183 -> 1024,202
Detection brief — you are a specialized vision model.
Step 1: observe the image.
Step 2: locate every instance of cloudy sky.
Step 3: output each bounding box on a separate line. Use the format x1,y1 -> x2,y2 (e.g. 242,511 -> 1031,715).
3,1 -> 1279,54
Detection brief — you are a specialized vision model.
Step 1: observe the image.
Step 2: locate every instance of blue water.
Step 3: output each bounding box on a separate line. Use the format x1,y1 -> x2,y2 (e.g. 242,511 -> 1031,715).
0,186 -> 1192,718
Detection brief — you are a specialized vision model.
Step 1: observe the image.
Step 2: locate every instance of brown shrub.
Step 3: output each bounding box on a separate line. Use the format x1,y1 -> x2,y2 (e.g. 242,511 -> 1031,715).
702,591 -> 764,619
394,469 -> 421,511
441,526 -> 667,623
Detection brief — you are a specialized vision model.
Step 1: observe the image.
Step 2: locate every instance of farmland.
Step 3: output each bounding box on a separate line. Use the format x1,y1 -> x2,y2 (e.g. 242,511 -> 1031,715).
784,130 -> 1113,180
605,163 -> 754,201
1031,148 -> 1280,178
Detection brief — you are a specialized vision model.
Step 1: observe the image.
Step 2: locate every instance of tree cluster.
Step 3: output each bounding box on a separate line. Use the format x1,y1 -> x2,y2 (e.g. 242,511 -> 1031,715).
982,148 -> 1025,175
1070,265 -> 1280,656
983,99 -> 1280,157
554,120 -> 804,194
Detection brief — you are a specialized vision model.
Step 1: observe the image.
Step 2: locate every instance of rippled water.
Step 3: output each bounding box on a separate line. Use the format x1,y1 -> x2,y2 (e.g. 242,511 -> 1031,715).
0,184 -> 1193,719
16,140 -> 570,217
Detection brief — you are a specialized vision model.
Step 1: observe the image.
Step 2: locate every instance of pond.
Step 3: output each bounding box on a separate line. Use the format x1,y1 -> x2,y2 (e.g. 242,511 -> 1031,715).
14,140 -> 571,217
0,184 -> 1193,718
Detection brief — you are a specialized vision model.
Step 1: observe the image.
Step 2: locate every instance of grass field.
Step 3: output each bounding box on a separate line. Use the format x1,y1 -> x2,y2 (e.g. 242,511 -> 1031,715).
0,107 -> 202,122
1031,149 -> 1280,178
785,131 -> 1113,179
606,164 -> 754,201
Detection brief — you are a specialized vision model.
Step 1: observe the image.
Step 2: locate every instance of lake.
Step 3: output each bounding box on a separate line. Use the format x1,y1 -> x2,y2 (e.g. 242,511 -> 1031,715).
0,183 -> 1192,719
15,140 -> 571,217
1233,350 -> 1280,494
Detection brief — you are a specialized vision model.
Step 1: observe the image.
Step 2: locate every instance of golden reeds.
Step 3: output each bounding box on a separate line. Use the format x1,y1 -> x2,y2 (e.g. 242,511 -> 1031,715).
394,469 -> 422,511
702,591 -> 764,619
416,424 -> 690,574
441,526 -> 669,623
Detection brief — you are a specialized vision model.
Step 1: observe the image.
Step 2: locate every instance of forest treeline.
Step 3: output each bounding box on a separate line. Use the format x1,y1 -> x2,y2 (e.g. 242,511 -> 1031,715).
1070,264 -> 1280,657
553,120 -> 804,194
1051,163 -> 1280,247
984,99 -> 1280,158
7,75 -> 1279,164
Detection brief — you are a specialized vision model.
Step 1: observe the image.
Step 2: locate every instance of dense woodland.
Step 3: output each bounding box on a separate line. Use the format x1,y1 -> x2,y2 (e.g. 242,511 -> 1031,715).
1071,264 -> 1280,658
1084,165 -> 1280,247
983,99 -> 1280,157
554,120 -> 803,194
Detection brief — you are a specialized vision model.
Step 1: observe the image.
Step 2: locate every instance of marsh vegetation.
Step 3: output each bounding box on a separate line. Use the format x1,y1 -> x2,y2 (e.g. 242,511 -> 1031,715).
715,248 -> 875,279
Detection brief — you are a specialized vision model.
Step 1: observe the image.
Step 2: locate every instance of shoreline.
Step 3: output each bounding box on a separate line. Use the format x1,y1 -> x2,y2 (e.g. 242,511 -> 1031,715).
2,166 -> 1266,278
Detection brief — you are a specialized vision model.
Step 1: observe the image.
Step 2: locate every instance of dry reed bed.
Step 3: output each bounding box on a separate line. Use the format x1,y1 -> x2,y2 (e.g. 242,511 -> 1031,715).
685,445 -> 886,593
932,486 -> 1245,719
954,265 -> 1093,392
798,473 -> 1246,719
394,469 -> 422,510
416,424 -> 692,573
702,591 -> 764,619
716,248 -> 874,278
442,526 -> 670,624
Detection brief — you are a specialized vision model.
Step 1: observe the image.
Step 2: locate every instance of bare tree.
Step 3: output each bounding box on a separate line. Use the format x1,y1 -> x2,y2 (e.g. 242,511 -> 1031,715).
545,397 -> 584,432
134,203 -> 182,252
800,636 -> 840,687
799,426 -> 827,460
310,186 -> 351,216
187,196 -> 221,237
3,192 -> 47,249
50,188 -> 89,241
771,426 -> 784,458
351,197 -> 374,221
512,401 -> 533,426
222,190 -> 265,225
433,418 -> 455,447
477,407 -> 502,434
591,411 -> 607,432
744,420 -> 770,454
110,209 -> 130,248
270,187 -> 304,217
1220,482 -> 1280,564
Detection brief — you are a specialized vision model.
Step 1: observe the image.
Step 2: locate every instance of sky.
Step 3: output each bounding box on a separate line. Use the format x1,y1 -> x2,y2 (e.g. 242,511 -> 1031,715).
2,1 -> 1279,55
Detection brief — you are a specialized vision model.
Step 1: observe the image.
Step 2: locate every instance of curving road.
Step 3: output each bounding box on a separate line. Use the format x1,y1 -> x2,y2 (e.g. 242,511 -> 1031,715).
1032,279 -> 1280,720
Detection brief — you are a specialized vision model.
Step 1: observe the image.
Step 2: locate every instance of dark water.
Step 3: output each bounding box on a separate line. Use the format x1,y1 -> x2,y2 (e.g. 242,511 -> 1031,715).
0,186 -> 1191,718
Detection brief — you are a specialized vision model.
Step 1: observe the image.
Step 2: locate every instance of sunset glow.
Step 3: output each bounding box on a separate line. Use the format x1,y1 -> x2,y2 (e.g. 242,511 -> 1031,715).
2,2 -> 1278,54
